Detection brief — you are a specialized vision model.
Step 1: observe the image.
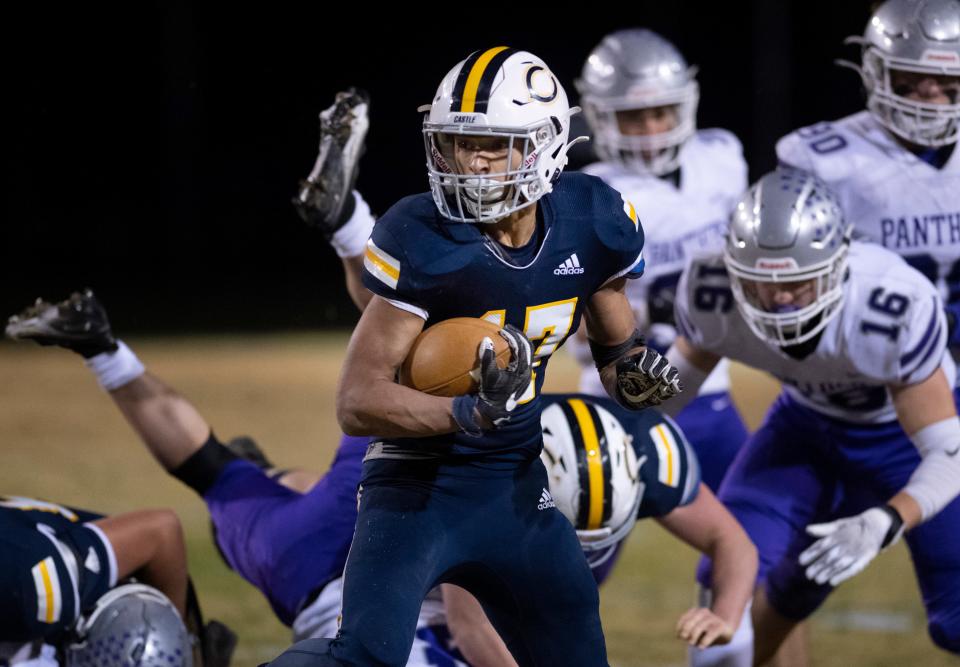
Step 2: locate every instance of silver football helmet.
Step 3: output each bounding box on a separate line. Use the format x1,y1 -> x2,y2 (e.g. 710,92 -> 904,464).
66,584 -> 193,667
724,168 -> 852,347
422,48 -> 584,223
540,398 -> 643,568
842,0 -> 960,146
577,29 -> 699,175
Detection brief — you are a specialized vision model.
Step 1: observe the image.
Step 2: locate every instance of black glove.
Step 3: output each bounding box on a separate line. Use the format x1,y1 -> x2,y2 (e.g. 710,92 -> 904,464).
452,325 -> 533,436
614,348 -> 682,409
475,324 -> 534,426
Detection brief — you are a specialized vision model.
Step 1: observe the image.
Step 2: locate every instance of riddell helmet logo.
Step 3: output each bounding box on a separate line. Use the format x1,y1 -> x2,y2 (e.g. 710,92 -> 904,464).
756,258 -> 798,270
922,49 -> 960,64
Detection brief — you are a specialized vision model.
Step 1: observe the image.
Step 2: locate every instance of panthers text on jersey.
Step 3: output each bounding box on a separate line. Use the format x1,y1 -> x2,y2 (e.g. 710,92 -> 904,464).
362,171 -> 645,460
777,111 -> 960,335
578,128 -> 747,398
675,242 -> 955,423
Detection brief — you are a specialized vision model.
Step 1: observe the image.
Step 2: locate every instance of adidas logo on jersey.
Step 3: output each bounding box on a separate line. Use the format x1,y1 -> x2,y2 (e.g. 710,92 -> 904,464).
538,488 -> 557,510
554,253 -> 584,275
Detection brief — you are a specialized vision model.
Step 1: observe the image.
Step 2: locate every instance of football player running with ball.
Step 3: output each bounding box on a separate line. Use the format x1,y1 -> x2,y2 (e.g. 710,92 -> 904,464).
267,48 -> 680,667
777,0 -> 960,361
664,168 -> 960,664
568,29 -> 750,492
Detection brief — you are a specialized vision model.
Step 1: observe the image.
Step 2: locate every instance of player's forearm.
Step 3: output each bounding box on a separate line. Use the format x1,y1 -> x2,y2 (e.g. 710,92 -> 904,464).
892,370 -> 960,525
342,254 -> 373,312
442,585 -> 519,667
661,486 -> 757,630
336,378 -> 458,437
92,509 -> 189,618
110,373 -> 212,471
449,625 -> 519,667
705,530 -> 758,629
660,338 -> 718,417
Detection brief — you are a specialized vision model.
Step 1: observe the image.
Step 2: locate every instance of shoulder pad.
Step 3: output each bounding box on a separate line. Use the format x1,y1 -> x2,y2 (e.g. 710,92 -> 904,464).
674,252 -> 734,348
844,244 -> 947,385
633,412 -> 701,518
775,114 -> 875,182
552,173 -> 646,282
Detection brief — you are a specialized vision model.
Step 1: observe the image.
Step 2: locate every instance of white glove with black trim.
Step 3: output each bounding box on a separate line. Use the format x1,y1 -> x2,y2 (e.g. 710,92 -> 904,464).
614,348 -> 682,409
798,505 -> 904,586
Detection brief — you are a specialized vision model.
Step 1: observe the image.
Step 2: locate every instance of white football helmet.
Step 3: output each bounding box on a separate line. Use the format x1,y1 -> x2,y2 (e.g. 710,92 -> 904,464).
577,29 -> 699,175
422,48 -> 584,223
725,168 -> 852,347
841,0 -> 960,147
540,398 -> 643,568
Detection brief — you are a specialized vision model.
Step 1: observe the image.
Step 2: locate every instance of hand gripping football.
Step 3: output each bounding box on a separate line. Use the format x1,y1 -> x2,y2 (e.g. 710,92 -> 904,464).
399,318 -> 512,396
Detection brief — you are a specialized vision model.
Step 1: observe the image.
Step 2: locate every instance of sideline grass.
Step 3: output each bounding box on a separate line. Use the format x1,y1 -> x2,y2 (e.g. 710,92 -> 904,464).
0,335 -> 951,665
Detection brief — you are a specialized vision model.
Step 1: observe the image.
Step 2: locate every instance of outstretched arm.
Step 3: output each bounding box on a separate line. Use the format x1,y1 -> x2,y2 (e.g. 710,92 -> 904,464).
585,277 -> 681,409
660,337 -> 721,418
336,296 -> 457,436
657,483 -> 757,648
441,585 -> 518,667
92,508 -> 190,618
799,366 -> 960,588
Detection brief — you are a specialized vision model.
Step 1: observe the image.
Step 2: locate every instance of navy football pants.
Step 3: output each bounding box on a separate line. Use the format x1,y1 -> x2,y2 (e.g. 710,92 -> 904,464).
267,456 -> 608,666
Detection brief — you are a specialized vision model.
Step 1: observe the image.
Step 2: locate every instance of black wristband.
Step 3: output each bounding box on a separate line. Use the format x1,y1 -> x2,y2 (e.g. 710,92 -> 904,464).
879,504 -> 904,548
589,328 -> 645,371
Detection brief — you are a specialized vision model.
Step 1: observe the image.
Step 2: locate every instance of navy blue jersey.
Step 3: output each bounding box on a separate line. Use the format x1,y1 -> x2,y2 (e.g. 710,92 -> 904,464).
362,173 -> 645,460
539,395 -> 700,519
0,497 -> 115,643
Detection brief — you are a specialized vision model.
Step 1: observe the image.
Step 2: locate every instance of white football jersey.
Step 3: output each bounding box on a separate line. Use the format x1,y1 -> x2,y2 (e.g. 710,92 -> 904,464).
293,578 -> 466,667
777,111 -> 960,311
577,129 -> 748,396
675,242 -> 954,424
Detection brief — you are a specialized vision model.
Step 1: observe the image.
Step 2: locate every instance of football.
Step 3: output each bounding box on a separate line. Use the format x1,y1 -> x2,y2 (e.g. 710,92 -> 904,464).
399,317 -> 512,396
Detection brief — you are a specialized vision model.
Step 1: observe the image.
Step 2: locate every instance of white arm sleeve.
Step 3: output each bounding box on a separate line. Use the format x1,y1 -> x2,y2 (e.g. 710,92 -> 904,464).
660,342 -> 709,418
904,416 -> 960,522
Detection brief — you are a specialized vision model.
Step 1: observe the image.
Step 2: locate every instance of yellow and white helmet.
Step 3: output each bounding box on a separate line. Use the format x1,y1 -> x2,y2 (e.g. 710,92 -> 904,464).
422,48 -> 584,223
540,397 -> 643,568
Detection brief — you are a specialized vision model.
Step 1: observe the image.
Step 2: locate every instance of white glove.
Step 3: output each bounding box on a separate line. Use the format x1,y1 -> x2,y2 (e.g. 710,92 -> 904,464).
798,506 -> 904,586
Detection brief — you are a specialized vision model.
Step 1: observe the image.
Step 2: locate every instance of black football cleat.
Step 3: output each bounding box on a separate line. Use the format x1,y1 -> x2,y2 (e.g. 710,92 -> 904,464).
292,88 -> 370,236
5,289 -> 118,358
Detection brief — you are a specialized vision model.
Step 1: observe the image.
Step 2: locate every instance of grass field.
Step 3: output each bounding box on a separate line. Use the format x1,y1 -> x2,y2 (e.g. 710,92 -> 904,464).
0,333 -> 952,666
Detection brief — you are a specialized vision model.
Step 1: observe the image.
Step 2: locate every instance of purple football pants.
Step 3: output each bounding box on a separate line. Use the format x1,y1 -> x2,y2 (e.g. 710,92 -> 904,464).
697,392 -> 960,653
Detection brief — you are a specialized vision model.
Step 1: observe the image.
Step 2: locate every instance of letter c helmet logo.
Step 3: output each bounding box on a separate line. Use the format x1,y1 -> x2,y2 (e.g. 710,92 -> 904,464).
526,65 -> 558,103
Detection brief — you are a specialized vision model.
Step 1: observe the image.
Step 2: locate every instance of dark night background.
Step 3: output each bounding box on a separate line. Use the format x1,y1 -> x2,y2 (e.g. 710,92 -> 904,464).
5,2 -> 877,333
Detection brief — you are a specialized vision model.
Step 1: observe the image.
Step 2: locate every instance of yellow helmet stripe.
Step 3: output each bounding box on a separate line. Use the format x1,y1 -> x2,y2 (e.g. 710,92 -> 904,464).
461,46 -> 510,113
568,398 -> 605,530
